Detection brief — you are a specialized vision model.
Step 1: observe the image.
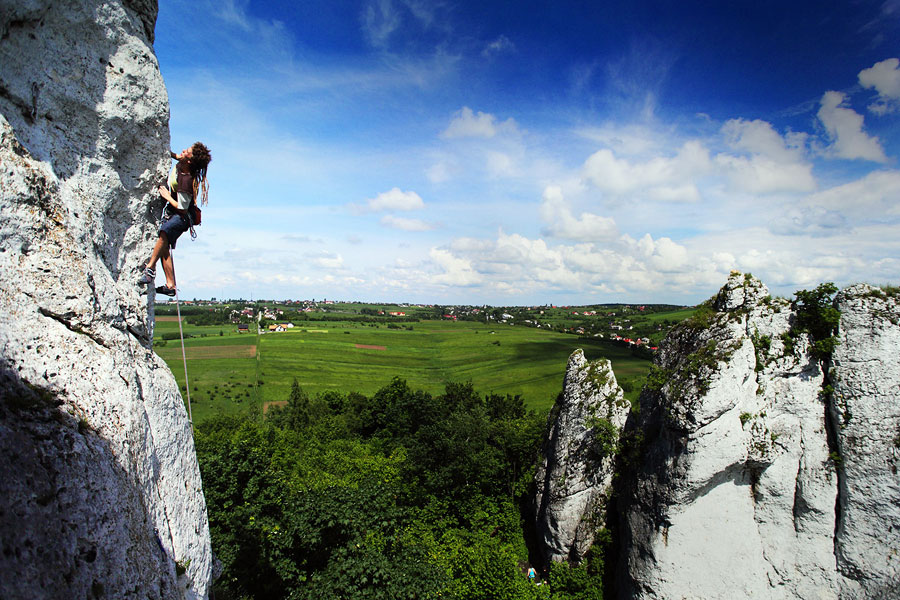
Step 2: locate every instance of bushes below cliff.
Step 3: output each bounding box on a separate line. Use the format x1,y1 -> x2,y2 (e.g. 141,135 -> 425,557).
196,378 -> 555,599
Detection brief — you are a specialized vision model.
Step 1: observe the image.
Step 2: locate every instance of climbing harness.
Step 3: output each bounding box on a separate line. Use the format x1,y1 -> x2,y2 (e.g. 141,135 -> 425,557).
159,200 -> 198,241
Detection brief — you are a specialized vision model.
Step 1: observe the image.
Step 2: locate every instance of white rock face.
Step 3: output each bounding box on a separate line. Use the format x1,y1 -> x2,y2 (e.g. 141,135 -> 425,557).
618,273 -> 900,599
535,349 -> 629,563
0,1 -> 212,598
831,284 -> 900,596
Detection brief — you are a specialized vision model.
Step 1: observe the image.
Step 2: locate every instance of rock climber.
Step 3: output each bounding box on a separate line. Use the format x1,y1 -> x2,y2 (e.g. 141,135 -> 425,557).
138,142 -> 211,296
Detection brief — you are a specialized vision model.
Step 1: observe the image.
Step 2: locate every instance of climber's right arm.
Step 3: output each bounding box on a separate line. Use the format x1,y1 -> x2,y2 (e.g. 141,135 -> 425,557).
158,185 -> 179,210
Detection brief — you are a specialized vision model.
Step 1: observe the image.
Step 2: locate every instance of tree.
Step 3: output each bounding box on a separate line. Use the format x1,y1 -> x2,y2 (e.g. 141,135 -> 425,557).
271,378 -> 309,430
793,282 -> 840,360
196,377 -> 557,600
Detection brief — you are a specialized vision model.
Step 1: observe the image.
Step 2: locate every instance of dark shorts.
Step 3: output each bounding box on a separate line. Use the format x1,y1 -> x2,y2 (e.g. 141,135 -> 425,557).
159,212 -> 190,249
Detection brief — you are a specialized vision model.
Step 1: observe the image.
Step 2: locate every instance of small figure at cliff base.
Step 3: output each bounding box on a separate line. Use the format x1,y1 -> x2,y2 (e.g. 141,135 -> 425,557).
138,142 -> 211,295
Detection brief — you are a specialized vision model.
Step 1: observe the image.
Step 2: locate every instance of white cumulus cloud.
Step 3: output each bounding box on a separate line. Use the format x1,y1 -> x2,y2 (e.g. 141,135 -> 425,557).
441,106 -> 520,139
817,91 -> 888,162
360,187 -> 425,212
582,141 -> 710,202
717,119 -> 815,194
721,118 -> 807,163
539,186 -> 618,242
802,169 -> 900,215
429,248 -> 482,286
627,233 -> 690,273
715,154 -> 816,194
859,57 -> 900,114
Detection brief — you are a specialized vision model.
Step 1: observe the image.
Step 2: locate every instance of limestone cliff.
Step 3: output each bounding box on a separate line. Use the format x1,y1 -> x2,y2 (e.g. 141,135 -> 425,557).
0,1 -> 212,598
536,273 -> 900,598
830,284 -> 900,593
535,350 -> 629,563
616,273 -> 899,599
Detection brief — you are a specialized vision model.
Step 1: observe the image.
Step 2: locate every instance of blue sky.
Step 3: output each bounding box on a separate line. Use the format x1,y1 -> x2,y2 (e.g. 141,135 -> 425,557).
154,0 -> 900,304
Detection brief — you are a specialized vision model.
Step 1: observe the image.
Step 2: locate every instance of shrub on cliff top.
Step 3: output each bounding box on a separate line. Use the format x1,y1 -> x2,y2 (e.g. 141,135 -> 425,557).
792,283 -> 840,360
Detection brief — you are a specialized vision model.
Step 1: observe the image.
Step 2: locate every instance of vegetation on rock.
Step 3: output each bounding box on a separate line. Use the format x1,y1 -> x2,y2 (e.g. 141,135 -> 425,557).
789,283 -> 841,361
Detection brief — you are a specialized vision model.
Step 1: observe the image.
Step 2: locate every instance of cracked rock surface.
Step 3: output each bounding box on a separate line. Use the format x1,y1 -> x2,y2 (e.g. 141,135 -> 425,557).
615,273 -> 900,599
0,0 -> 212,598
831,284 -> 900,595
535,349 -> 629,563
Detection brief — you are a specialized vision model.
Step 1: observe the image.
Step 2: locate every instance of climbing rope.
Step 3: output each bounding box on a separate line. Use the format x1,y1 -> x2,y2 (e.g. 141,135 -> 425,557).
157,203 -> 194,431
172,264 -> 193,431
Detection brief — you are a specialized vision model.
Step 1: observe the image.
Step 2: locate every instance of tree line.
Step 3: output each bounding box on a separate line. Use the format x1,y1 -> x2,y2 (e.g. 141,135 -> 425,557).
196,378 -> 608,599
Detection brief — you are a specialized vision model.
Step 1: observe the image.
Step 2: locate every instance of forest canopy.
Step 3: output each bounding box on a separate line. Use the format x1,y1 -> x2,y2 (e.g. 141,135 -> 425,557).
197,377 -> 609,599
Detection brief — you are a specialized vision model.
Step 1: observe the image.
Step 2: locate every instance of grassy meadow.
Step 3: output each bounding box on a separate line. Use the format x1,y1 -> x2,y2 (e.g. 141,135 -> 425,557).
153,316 -> 664,424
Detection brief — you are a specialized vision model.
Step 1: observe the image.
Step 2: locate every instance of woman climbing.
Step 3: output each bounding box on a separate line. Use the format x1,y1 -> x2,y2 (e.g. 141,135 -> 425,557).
137,142 -> 211,296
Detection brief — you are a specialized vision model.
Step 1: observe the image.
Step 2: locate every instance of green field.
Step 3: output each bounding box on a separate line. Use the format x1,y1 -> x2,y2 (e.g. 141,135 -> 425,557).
153,317 -> 662,423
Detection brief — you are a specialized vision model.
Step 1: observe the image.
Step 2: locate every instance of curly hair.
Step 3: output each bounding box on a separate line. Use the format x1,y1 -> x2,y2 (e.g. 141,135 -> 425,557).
188,142 -> 211,177
188,142 -> 211,205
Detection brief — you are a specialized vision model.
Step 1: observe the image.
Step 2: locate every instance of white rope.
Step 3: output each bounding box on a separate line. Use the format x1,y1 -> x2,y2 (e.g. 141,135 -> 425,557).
157,198 -> 194,430
172,262 -> 193,431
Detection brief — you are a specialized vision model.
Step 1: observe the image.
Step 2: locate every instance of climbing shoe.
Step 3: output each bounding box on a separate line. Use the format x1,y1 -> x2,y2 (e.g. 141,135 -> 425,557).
137,267 -> 155,285
155,285 -> 176,297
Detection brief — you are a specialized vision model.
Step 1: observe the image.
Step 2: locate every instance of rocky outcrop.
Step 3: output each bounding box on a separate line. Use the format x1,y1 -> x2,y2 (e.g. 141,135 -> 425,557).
535,350 -> 629,563
0,1 -> 212,598
614,273 -> 900,599
830,284 -> 900,593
